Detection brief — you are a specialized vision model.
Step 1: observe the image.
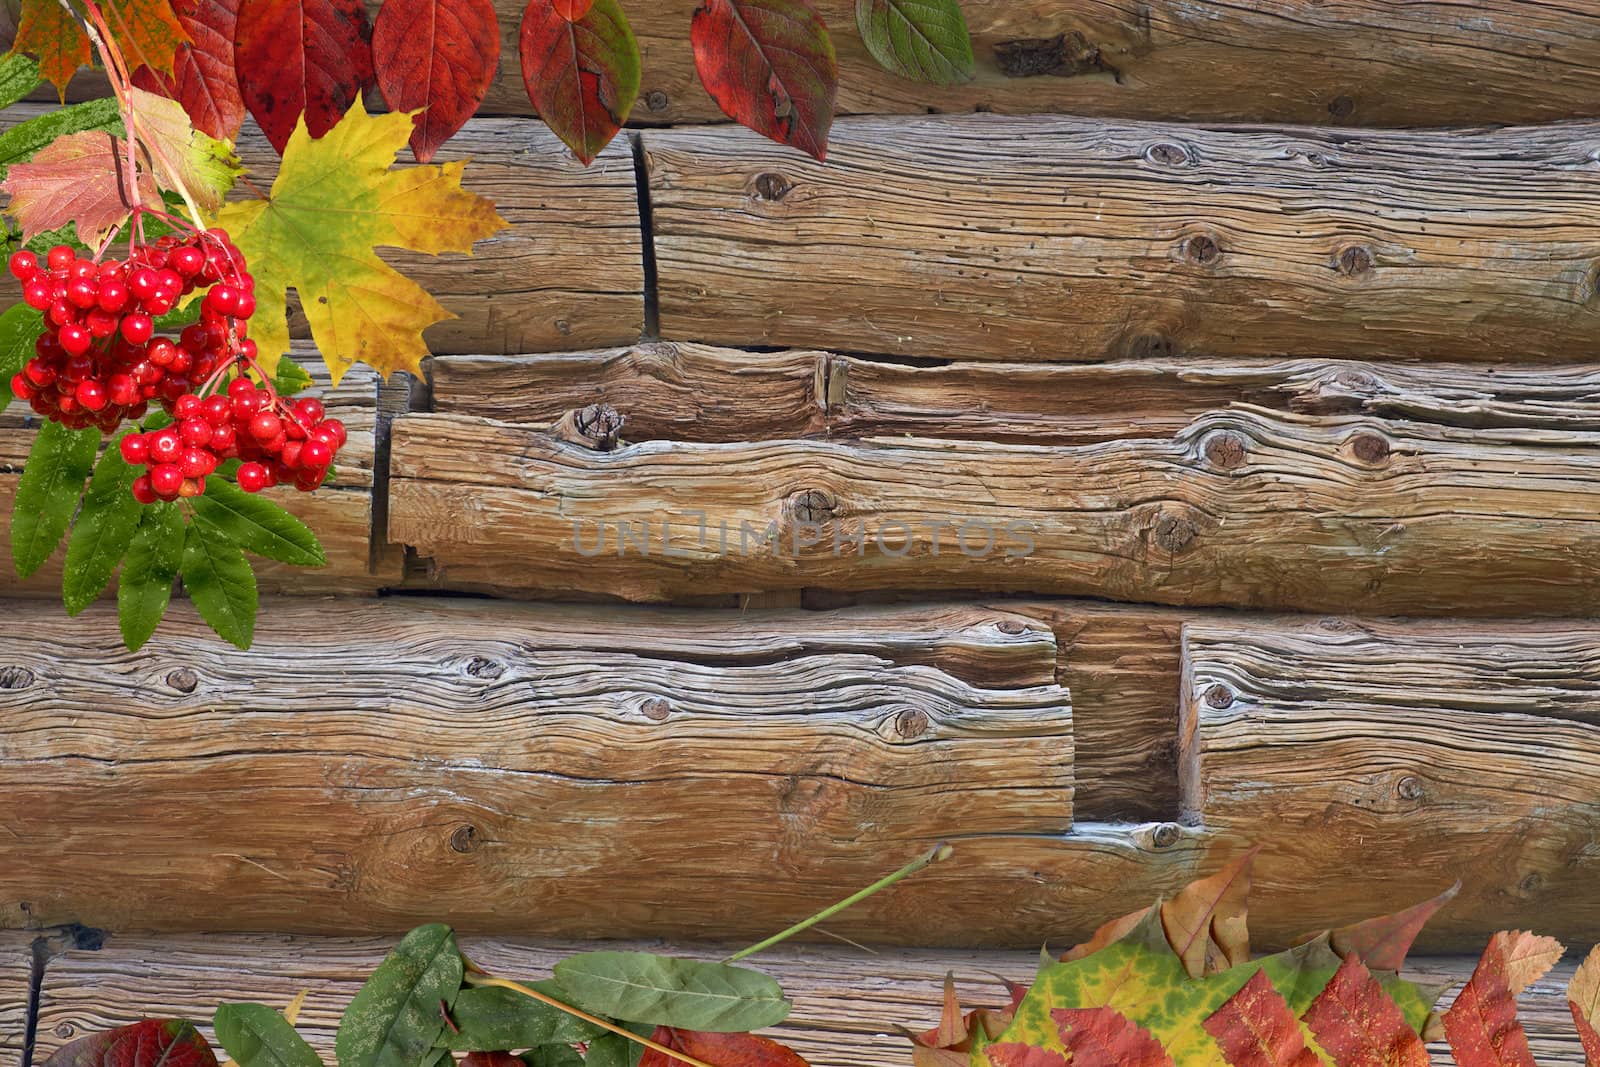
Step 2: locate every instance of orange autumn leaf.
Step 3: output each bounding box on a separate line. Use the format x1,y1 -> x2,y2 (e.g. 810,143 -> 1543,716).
1316,883 -> 1461,974
12,0 -> 92,98
1204,969 -> 1320,1067
639,1027 -> 809,1066
1441,933 -> 1553,1067
1160,848 -> 1259,978
100,0 -> 190,76
1570,945 -> 1600,1067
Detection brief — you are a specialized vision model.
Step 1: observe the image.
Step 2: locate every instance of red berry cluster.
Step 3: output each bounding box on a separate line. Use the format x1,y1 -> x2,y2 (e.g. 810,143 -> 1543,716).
6,232 -> 346,505
8,236 -> 256,431
119,384 -> 347,503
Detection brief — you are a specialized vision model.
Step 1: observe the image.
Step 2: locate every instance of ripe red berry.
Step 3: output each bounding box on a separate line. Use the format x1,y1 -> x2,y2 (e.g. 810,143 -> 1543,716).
170,246 -> 204,277
174,394 -> 201,419
22,280 -> 52,309
46,245 -> 74,271
57,323 -> 92,356
249,411 -> 281,441
237,462 -> 269,493
96,281 -> 129,312
205,285 -> 241,316
131,474 -> 158,504
65,279 -> 98,309
24,358 -> 56,387
302,439 -> 333,469
75,379 -> 107,411
234,291 -> 257,319
293,398 -> 325,425
120,433 -> 149,465
210,422 -> 238,455
9,372 -> 34,401
8,250 -> 37,280
86,308 -> 120,338
148,339 -> 179,367
129,268 -> 160,302
180,417 -> 213,447
150,428 -> 183,464
180,446 -> 215,478
150,464 -> 184,497
203,395 -> 232,425
121,314 -> 154,345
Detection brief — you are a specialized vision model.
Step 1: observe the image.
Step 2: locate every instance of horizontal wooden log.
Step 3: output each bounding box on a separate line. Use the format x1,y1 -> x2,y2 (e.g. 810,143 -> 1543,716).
0,107 -> 646,355
1180,619 -> 1600,946
645,117 -> 1600,363
428,345 -> 1600,445
0,353 -> 397,597
0,596 -> 1085,939
388,409 -> 1600,616
27,936 -> 1592,1067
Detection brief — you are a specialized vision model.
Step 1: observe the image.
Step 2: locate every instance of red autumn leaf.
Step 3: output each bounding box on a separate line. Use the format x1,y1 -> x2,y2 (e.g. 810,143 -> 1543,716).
0,129 -> 163,244
1204,969 -> 1320,1067
42,1020 -> 219,1067
1062,907 -> 1151,963
234,0 -> 374,154
461,1054 -> 523,1067
986,1046 -> 1068,1067
1442,932 -> 1550,1067
13,0 -> 92,98
130,0 -> 246,141
372,0 -> 500,163
1052,1007 -> 1174,1067
519,0 -> 641,165
690,0 -> 838,162
1301,955 -> 1430,1067
1571,946 -> 1600,1067
639,1026 -> 810,1066
554,0 -> 596,17
1306,883 -> 1462,973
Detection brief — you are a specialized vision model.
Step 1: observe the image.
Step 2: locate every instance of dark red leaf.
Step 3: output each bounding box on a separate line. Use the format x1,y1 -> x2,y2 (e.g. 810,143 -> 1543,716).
42,1020 -> 218,1067
1052,1007 -> 1173,1067
131,0 -> 245,140
639,1027 -> 810,1066
519,0 -> 640,165
985,1046 -> 1068,1067
1318,884 -> 1461,973
690,0 -> 837,161
234,0 -> 374,153
372,0 -> 500,162
1570,1003 -> 1600,1067
1300,955 -> 1430,1067
554,0 -> 596,18
1442,937 -> 1538,1067
1204,969 -> 1320,1067
461,1055 -> 523,1067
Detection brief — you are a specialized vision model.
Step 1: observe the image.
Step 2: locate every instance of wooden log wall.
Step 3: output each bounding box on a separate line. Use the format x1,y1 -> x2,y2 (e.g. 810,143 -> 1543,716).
6,1 -> 1600,960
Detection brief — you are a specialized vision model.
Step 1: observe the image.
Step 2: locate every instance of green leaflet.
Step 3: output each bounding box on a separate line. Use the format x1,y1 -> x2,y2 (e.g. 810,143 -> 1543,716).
0,97 -> 123,181
335,924 -> 464,1067
273,356 -> 315,397
436,985 -> 602,1051
11,419 -> 97,577
62,431 -> 141,614
519,1045 -> 585,1067
580,1023 -> 653,1067
119,503 -> 184,651
977,909 -> 1436,1067
856,0 -> 976,85
0,304 -> 43,416
191,478 -> 326,568
181,523 -> 258,650
552,952 -> 790,1033
0,53 -> 42,111
213,1004 -> 324,1067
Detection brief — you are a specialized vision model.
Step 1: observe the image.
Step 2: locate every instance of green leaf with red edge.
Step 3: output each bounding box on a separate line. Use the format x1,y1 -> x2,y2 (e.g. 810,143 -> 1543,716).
99,0 -> 190,77
1053,1008 -> 1172,1067
1442,933 -> 1549,1067
11,0 -> 92,100
1571,946 -> 1600,1067
130,0 -> 247,141
691,0 -> 838,162
1300,955 -> 1429,1067
1203,969 -> 1319,1067
372,0 -> 500,163
856,0 -> 974,85
639,1028 -> 810,1067
234,0 -> 374,154
42,1019 -> 220,1067
1,128 -> 163,245
518,0 -> 640,165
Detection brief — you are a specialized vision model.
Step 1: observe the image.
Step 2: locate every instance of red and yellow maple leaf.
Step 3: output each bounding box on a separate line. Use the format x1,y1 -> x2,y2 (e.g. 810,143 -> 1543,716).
1053,1007 -> 1174,1067
11,0 -> 92,99
1441,932 -> 1561,1067
1301,955 -> 1430,1067
0,128 -> 162,245
99,0 -> 190,77
1204,969 -> 1320,1067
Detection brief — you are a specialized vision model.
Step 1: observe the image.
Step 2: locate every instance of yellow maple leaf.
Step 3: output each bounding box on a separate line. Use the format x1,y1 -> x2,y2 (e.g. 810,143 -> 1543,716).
214,99 -> 507,384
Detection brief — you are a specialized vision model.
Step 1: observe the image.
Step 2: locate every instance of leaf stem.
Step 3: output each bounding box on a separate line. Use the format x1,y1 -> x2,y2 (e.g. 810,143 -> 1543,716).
460,973 -> 716,1067
724,843 -> 955,964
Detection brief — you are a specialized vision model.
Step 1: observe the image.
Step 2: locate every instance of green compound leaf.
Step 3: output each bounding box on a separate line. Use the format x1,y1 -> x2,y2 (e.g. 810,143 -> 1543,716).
436,985 -> 602,1052
0,303 -> 43,416
856,0 -> 975,85
11,419 -> 97,578
272,355 -> 315,397
213,1004 -> 324,1067
0,97 -> 123,181
119,501 -> 184,651
181,521 -> 258,650
579,1023 -> 653,1067
519,1045 -> 586,1067
191,477 -> 326,568
337,924 -> 464,1067
62,430 -> 143,614
552,952 -> 791,1033
0,53 -> 42,112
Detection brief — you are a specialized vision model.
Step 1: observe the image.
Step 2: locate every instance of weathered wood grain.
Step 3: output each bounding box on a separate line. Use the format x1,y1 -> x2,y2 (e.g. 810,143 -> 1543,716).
388,409 -> 1600,616
1180,619 -> 1600,947
0,107 -> 646,355
645,117 -> 1600,363
0,932 -> 33,1062
0,596 -> 1082,938
428,345 -> 1600,445
0,353 -> 397,597
29,936 -> 1591,1067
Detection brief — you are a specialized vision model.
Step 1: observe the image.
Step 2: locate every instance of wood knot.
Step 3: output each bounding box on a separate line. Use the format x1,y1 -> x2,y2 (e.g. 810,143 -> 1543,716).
996,619 -> 1027,636
1151,512 -> 1199,554
895,708 -> 931,739
1123,332 -> 1175,359
645,90 -> 670,112
788,488 -> 837,524
465,656 -> 504,680
166,668 -> 199,693
993,31 -> 1113,78
1204,684 -> 1235,710
1349,432 -> 1391,466
1518,871 -> 1546,895
0,666 -> 34,690
1327,94 -> 1356,119
641,698 -> 672,722
1184,234 -> 1222,266
554,404 -> 625,451
54,1023 -> 76,1040
1150,823 -> 1182,849
1336,245 -> 1375,277
1203,431 -> 1248,471
1395,775 -> 1425,802
449,825 -> 479,854
1145,142 -> 1192,167
753,172 -> 793,201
